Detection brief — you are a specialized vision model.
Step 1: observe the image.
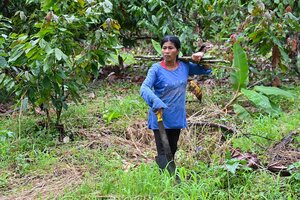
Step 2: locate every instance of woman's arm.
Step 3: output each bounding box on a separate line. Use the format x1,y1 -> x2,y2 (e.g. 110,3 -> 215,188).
140,66 -> 167,112
188,52 -> 212,75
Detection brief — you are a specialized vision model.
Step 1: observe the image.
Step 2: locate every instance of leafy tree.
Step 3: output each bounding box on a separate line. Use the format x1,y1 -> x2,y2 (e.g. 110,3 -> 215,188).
243,1 -> 300,72
0,0 -> 121,135
111,0 -> 200,54
1,0 -> 300,136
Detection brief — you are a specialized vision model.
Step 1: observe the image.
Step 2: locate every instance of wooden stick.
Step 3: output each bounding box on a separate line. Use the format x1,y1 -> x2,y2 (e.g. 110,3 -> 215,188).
134,55 -> 230,64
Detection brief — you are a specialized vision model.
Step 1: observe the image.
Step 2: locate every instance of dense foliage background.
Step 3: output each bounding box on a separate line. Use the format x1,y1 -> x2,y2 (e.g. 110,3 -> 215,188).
1,0 -> 300,123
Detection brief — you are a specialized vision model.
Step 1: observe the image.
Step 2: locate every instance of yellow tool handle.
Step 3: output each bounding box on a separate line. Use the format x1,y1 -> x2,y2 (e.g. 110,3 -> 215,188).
156,109 -> 163,122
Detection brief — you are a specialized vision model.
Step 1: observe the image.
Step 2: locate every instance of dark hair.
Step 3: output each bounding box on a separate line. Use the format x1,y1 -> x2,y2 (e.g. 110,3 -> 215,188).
160,35 -> 181,50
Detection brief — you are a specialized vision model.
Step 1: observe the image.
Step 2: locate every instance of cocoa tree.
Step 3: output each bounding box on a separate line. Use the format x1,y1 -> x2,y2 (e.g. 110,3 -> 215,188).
0,0 -> 121,135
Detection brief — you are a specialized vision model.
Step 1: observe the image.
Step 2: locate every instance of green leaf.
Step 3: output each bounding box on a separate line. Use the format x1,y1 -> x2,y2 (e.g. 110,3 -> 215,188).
44,54 -> 54,72
151,15 -> 158,26
0,130 -> 16,141
226,161 -> 240,174
102,0 -> 112,13
25,46 -> 40,59
241,88 -> 273,112
51,98 -> 62,110
247,3 -> 254,14
0,56 -> 8,67
57,70 -> 67,79
55,48 -> 67,61
151,39 -> 161,55
162,26 -> 169,35
77,0 -> 85,7
233,104 -> 250,119
53,82 -> 61,94
19,11 -> 27,21
254,86 -> 296,99
103,111 -> 121,123
42,77 -> 51,90
8,44 -> 25,63
270,100 -> 282,114
62,102 -> 68,110
41,0 -> 56,11
230,43 -> 249,90
225,150 -> 232,160
39,38 -> 48,49
5,79 -> 15,91
24,71 -> 31,81
17,34 -> 28,41
271,35 -> 290,63
20,97 -> 29,111
0,73 -> 5,84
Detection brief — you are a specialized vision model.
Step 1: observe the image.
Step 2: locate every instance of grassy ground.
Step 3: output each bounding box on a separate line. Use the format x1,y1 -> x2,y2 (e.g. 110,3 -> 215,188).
0,80 -> 299,199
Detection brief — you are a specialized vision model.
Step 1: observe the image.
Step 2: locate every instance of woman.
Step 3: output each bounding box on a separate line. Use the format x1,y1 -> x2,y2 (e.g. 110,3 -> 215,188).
140,35 -> 211,172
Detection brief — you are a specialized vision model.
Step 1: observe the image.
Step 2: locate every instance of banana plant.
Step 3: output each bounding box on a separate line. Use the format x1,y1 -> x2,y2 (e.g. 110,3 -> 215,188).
228,42 -> 296,117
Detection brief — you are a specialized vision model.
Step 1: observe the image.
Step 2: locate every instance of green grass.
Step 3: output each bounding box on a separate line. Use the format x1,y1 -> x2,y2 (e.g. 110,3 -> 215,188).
0,82 -> 299,199
61,82 -> 148,134
232,111 -> 300,152
57,160 -> 298,199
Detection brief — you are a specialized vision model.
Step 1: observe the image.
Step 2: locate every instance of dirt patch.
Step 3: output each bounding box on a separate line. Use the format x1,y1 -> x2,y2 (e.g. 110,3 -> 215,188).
0,103 -> 15,116
267,128 -> 300,175
1,167 -> 83,200
125,120 -> 154,145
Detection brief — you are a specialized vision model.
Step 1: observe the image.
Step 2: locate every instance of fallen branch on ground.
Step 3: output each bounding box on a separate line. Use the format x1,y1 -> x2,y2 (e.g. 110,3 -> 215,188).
188,121 -> 237,134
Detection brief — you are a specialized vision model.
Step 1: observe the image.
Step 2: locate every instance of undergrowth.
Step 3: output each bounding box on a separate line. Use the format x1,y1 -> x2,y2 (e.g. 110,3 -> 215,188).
0,81 -> 299,199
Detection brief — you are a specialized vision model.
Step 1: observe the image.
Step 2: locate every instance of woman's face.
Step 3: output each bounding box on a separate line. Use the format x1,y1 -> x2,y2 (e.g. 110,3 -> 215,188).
162,41 -> 179,62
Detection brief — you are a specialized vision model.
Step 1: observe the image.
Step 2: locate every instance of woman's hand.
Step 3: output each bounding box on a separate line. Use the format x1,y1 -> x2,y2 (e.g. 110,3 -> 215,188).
191,52 -> 204,62
152,98 -> 167,113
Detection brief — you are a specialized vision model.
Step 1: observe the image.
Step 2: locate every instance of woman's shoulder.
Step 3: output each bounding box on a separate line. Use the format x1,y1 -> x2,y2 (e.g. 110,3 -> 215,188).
178,60 -> 190,66
178,61 -> 192,70
152,62 -> 162,67
149,62 -> 162,71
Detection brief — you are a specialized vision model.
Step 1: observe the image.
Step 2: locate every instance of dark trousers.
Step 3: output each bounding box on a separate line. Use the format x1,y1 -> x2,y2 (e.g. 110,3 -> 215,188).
153,129 -> 181,157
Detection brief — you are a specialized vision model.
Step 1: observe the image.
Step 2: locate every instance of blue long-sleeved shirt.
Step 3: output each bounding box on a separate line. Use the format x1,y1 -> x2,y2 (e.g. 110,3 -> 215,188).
140,61 -> 211,130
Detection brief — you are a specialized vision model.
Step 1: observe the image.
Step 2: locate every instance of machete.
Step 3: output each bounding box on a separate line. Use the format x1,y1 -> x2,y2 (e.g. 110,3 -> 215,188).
155,109 -> 176,175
